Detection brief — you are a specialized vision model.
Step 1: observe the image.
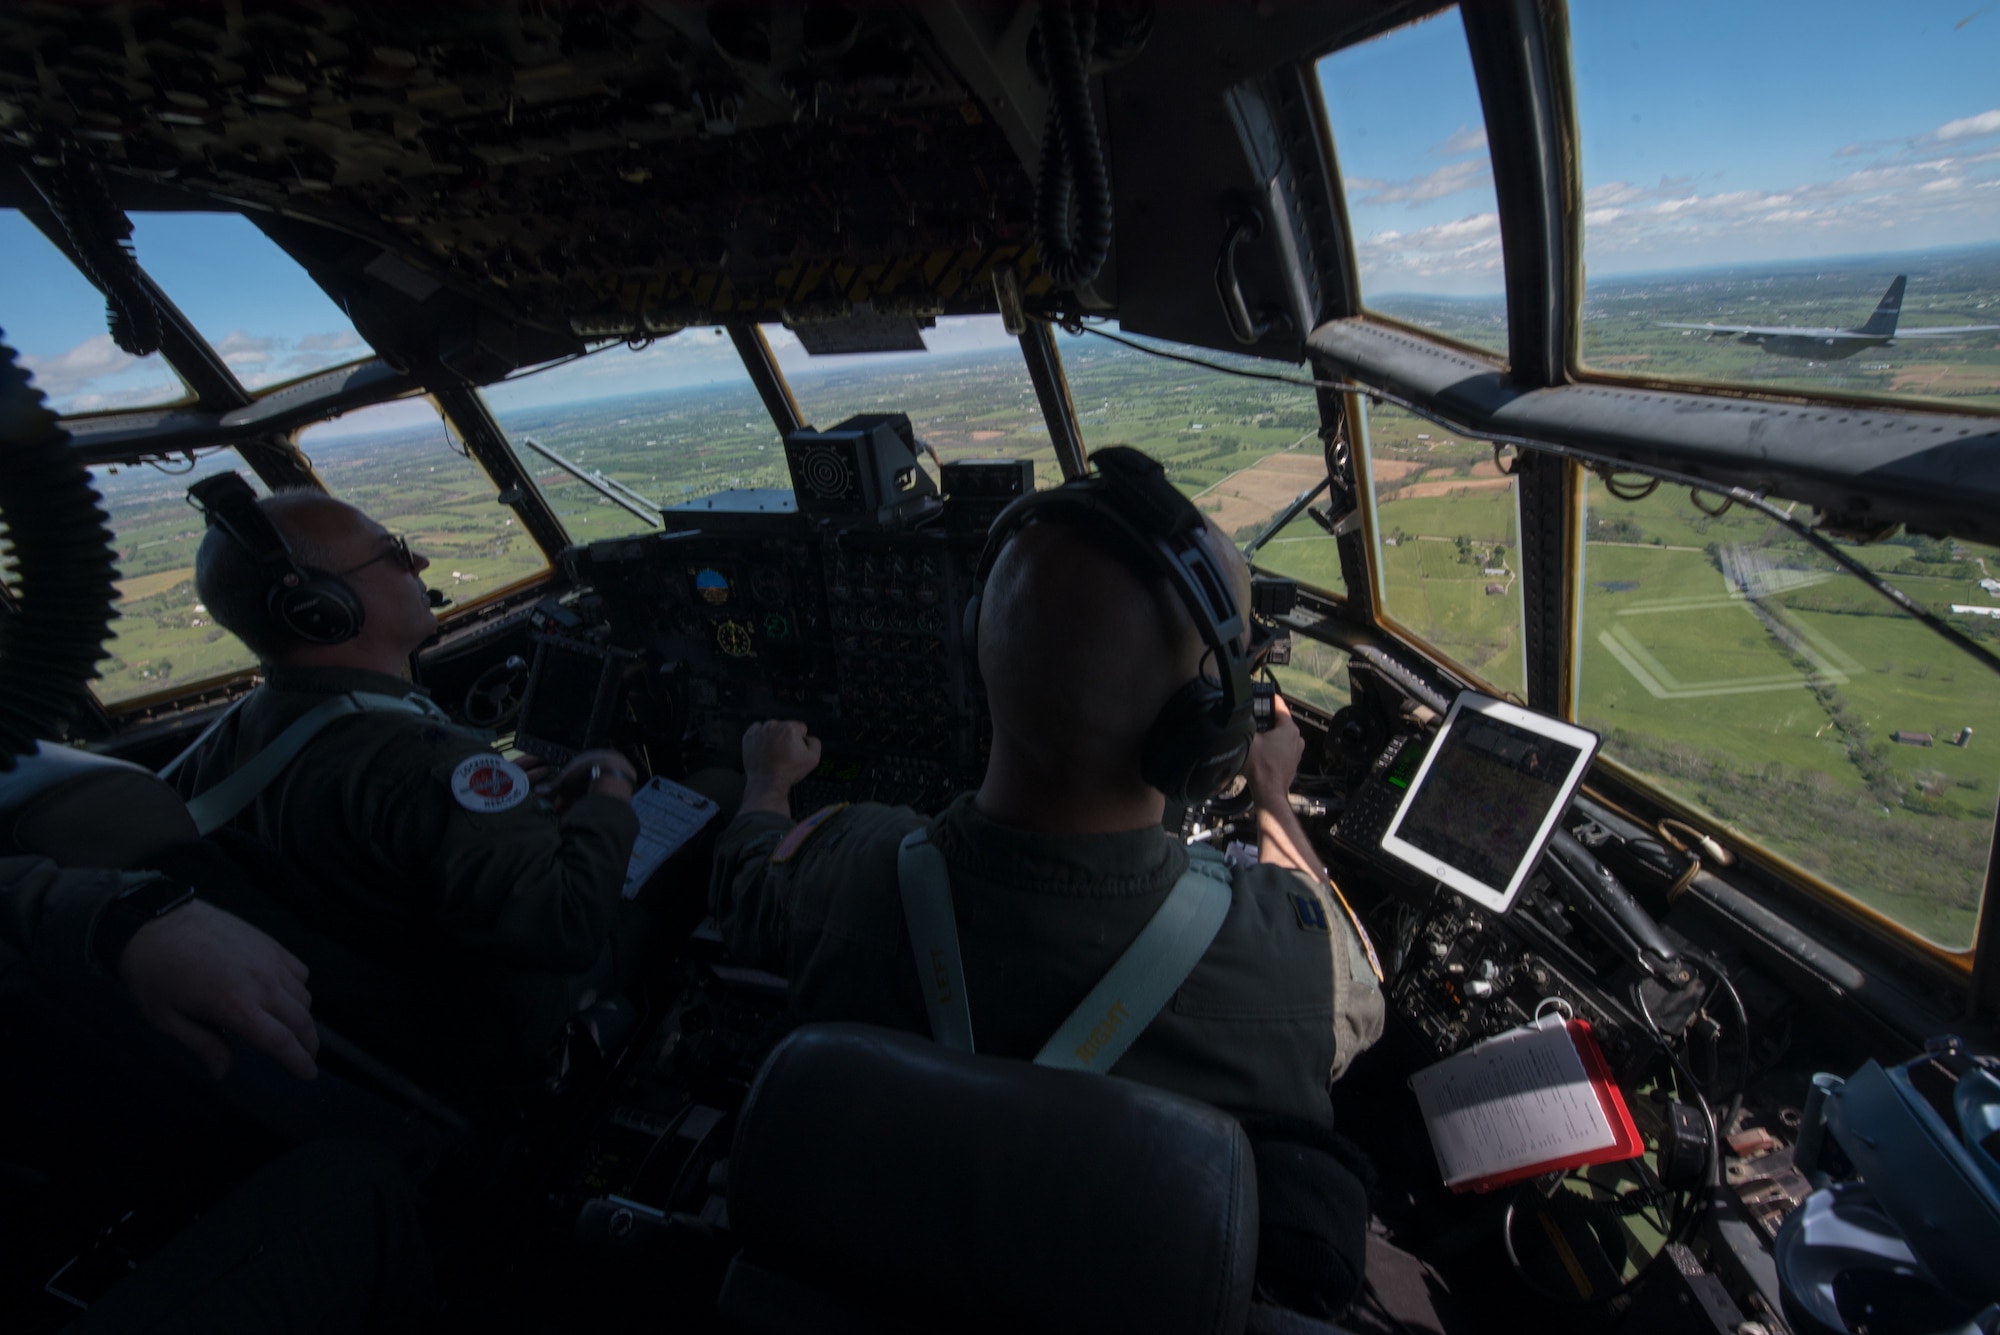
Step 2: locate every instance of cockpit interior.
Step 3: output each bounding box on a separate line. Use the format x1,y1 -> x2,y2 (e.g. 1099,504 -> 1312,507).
3,2 -> 1999,1332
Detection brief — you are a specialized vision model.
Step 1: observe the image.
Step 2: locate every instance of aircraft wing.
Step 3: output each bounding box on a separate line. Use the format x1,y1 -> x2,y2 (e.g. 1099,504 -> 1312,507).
1887,324 -> 2000,338
1659,322 -> 1856,337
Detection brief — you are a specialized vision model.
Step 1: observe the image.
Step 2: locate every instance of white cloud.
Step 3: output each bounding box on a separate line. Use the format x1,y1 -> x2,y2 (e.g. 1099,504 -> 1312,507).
1580,140 -> 2000,270
1929,109 -> 2000,142
297,329 -> 364,352
1347,157 -> 1492,207
1434,124 -> 1488,156
213,330 -> 276,371
1356,211 -> 1504,286
20,335 -> 141,396
18,334 -> 184,412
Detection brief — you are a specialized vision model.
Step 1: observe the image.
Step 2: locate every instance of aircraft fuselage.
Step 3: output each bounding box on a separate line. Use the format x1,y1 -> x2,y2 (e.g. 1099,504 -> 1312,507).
1739,332 -> 1888,360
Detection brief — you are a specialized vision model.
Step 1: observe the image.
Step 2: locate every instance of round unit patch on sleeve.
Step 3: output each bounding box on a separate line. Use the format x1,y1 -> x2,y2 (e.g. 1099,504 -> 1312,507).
450,754 -> 532,813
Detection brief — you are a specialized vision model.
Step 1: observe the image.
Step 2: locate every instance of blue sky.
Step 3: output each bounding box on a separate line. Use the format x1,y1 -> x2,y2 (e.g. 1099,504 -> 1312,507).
1319,0 -> 2000,294
2,210 -> 366,413
6,0 -> 1997,412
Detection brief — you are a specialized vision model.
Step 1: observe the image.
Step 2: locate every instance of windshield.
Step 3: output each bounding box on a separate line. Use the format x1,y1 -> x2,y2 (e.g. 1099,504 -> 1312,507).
776,316 -> 1058,482
480,331 -> 788,543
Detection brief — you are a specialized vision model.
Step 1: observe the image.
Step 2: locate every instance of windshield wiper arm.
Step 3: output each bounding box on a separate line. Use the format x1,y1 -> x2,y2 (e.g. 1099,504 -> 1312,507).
1240,475 -> 1330,562
519,437 -> 661,529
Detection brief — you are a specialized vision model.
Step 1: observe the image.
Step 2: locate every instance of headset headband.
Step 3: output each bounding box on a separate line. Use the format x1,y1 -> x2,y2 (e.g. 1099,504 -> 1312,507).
970,447 -> 1252,722
187,472 -> 367,646
188,472 -> 301,573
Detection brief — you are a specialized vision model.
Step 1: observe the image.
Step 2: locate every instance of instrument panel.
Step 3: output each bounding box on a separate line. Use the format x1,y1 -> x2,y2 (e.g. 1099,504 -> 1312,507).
571,489 -> 989,808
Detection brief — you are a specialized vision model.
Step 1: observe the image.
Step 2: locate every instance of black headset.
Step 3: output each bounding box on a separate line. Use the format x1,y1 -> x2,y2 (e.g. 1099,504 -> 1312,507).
187,472 -> 366,646
962,446 -> 1255,804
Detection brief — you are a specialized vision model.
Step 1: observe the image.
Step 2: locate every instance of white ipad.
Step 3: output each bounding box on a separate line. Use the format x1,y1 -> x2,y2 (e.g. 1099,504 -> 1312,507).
1378,692 -> 1600,914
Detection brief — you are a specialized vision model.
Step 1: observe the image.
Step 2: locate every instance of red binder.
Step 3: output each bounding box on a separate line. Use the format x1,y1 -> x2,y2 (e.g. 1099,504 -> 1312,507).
1453,1020 -> 1643,1193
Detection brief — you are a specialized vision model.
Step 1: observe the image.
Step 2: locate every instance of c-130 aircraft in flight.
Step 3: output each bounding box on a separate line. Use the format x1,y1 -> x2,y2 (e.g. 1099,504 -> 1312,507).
1661,274 -> 2000,359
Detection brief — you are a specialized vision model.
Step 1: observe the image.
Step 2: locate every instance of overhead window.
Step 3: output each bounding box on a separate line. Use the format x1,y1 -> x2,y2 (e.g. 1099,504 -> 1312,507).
1576,474 -> 1999,952
1569,0 -> 2000,406
299,399 -> 549,605
1315,9 -> 1510,358
1364,402 -> 1526,698
1,209 -> 187,416
480,330 -> 785,544
91,454 -> 265,705
128,212 -> 368,391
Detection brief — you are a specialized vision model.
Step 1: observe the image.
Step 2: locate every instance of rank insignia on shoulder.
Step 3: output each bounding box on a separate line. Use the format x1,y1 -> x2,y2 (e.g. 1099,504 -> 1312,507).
1291,892 -> 1331,934
771,803 -> 849,864
450,754 -> 531,813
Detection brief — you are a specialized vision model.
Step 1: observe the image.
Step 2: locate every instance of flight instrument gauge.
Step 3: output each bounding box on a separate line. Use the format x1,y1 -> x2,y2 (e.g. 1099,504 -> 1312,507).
714,620 -> 755,658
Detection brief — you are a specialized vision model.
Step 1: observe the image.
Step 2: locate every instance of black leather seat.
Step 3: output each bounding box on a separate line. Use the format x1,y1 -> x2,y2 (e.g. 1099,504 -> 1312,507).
720,1022 -> 1263,1335
0,740 -> 200,867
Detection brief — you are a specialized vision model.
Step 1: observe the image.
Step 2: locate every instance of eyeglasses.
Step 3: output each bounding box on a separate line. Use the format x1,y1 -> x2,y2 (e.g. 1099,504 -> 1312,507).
333,533 -> 419,578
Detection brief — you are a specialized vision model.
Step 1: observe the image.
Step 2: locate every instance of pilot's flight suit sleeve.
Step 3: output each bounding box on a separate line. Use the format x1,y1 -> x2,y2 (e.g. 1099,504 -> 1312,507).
0,855 -> 150,981
710,803 -> 925,981
362,732 -> 642,973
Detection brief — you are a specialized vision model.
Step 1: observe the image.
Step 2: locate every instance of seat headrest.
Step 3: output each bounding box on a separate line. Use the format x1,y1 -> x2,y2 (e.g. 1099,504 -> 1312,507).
0,741 -> 199,868
729,1022 -> 1259,1335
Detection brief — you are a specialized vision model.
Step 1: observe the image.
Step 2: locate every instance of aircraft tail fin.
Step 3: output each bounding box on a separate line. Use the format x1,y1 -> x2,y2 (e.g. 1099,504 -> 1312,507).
1857,275 -> 1906,337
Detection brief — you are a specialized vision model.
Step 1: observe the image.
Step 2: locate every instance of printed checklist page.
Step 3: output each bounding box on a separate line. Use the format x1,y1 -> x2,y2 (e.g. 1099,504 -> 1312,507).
623,777 -> 721,898
1409,1015 -> 1616,1188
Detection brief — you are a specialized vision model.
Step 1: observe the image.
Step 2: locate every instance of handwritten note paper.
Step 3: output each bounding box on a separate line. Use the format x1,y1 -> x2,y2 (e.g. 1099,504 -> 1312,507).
623,777 -> 721,898
1410,1015 -> 1617,1188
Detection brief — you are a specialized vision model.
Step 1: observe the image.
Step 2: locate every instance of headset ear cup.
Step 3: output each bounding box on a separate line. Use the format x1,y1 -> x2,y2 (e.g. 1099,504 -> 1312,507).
270,573 -> 365,646
1142,678 -> 1254,804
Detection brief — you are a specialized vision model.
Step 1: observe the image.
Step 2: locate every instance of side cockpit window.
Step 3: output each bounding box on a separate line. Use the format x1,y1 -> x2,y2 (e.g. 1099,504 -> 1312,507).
1568,0 -> 2000,406
1314,8 -> 1510,359
1578,474 -> 2000,953
1362,402 -> 1527,700
89,456 -> 267,705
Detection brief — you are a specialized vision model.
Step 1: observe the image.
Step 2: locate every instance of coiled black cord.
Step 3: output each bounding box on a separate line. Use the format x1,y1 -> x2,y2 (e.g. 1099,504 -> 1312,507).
25,144 -> 162,358
0,338 -> 122,767
1034,0 -> 1112,288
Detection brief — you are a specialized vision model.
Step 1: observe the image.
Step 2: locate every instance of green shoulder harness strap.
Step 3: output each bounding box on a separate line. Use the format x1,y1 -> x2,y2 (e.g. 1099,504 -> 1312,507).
166,691 -> 449,836
896,828 -> 1234,1074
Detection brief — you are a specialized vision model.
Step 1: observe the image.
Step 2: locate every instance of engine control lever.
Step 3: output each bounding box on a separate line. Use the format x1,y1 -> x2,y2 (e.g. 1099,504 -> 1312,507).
1545,828 -> 1681,976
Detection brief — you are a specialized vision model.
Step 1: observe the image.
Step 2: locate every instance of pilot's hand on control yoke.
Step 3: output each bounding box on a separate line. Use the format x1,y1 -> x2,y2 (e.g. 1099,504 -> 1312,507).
1243,693 -> 1304,809
119,902 -> 320,1082
550,747 -> 638,810
742,720 -> 821,818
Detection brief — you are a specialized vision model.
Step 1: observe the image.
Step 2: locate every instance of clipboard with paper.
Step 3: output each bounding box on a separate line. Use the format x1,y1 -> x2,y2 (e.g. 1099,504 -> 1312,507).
1409,1014 -> 1643,1193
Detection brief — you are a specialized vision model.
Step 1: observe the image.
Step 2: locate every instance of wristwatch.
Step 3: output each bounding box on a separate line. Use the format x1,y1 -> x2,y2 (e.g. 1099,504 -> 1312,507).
93,876 -> 196,972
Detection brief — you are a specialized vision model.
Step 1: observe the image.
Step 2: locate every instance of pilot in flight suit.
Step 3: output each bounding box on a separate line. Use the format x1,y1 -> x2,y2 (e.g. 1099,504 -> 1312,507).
711,455 -> 1384,1128
170,483 -> 644,1080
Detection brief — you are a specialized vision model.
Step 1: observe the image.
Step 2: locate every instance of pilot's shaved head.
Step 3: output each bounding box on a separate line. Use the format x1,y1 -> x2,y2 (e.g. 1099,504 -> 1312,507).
194,489 -> 373,659
977,517 -> 1245,802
